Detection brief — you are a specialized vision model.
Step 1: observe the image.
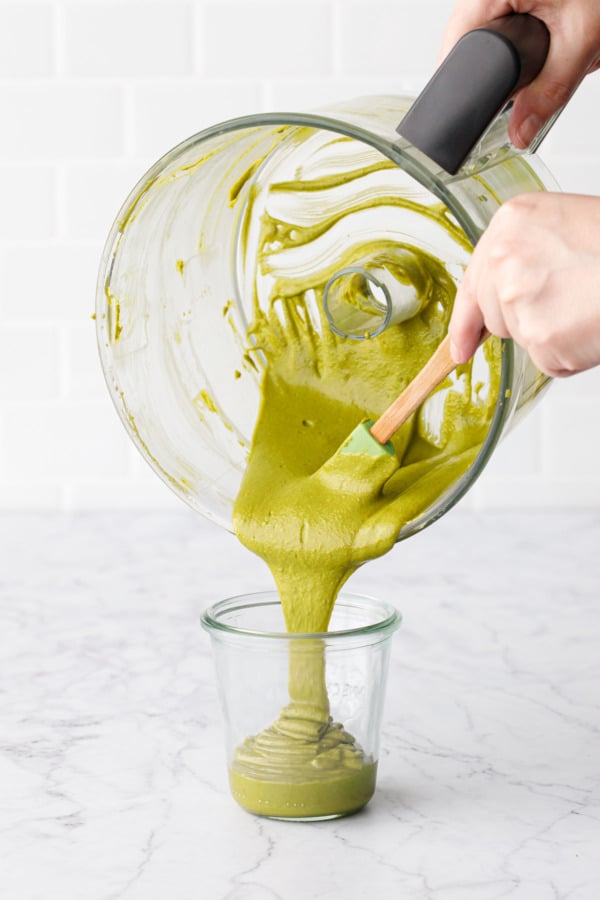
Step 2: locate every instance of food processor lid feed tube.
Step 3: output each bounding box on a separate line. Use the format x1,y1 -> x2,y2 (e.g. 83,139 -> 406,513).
396,13 -> 550,175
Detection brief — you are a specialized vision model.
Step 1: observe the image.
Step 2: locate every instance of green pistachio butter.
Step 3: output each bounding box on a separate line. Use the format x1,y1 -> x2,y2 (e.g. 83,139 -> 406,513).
228,157 -> 501,818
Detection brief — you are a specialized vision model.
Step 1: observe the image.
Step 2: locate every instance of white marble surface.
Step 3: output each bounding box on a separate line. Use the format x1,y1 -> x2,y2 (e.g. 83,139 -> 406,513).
1,510 -> 599,900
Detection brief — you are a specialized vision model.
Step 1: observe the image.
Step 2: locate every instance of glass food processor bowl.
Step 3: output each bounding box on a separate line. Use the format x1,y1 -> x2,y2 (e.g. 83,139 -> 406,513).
96,94 -> 556,538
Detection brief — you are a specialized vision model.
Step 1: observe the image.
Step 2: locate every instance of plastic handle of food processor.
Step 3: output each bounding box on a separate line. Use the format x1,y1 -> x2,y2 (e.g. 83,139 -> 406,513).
396,13 -> 550,175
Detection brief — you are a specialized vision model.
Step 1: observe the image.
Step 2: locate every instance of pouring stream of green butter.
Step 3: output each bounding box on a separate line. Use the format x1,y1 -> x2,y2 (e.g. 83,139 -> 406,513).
228,163 -> 501,817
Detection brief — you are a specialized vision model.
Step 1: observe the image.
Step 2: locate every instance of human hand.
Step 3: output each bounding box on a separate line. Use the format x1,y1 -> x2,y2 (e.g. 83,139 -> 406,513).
440,1 -> 600,148
449,193 -> 600,378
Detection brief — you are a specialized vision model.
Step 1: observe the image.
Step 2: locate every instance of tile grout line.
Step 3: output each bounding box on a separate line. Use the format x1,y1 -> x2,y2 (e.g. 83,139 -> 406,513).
122,82 -> 137,159
55,163 -> 68,241
191,0 -> 205,77
53,2 -> 67,79
330,0 -> 343,79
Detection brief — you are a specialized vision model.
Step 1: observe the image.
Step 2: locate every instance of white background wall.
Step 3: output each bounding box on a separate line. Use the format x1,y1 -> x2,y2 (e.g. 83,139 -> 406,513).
1,0 -> 599,512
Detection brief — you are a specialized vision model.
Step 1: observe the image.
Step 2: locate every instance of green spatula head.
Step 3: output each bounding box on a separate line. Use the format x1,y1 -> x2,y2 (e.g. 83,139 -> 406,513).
339,420 -> 395,458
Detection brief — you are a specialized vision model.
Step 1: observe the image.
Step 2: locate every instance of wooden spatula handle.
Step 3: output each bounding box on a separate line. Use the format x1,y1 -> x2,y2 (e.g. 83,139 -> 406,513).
370,330 -> 489,445
370,335 -> 455,444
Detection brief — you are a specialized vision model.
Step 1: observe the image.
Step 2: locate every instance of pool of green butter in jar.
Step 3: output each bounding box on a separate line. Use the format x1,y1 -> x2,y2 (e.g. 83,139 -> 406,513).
229,640 -> 378,819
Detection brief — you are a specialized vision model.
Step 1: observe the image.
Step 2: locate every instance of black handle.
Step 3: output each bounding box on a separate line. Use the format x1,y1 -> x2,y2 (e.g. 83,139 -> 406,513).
396,14 -> 550,175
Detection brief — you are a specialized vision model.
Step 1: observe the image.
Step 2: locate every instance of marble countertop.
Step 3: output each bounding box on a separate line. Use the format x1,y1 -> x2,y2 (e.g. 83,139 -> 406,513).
1,510 -> 599,900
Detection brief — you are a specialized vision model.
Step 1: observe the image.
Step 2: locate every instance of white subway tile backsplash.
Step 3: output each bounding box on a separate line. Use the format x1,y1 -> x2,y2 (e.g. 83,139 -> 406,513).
265,79 -> 354,112
539,153 -> 600,197
64,160 -> 149,240
71,425 -> 186,510
65,323 -> 112,402
2,401 -> 131,482
538,77 -> 600,160
474,476 -> 600,509
340,1 -> 448,77
203,1 -> 333,78
0,325 -> 61,402
549,365 -> 600,401
481,405 -> 544,479
0,0 -> 598,510
0,4 -> 54,78
0,83 -> 124,161
132,79 -> 262,158
0,482 -> 64,510
0,165 -> 57,241
266,77 -> 419,112
538,78 -> 600,195
0,243 -> 101,323
64,3 -> 193,78
544,394 -> 600,480
66,477 -> 182,510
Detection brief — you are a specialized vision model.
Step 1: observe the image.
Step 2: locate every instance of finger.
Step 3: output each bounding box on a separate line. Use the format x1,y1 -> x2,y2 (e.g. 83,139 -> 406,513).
438,0 -> 513,62
448,269 -> 486,364
509,28 -> 598,147
476,271 -> 512,341
525,342 -> 573,379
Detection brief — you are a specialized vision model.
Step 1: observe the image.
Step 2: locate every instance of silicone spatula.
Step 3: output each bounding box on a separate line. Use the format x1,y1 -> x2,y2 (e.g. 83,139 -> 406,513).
340,331 -> 489,458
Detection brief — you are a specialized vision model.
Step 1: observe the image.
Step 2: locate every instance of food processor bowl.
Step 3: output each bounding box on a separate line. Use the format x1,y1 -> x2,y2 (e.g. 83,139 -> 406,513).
96,95 -> 556,538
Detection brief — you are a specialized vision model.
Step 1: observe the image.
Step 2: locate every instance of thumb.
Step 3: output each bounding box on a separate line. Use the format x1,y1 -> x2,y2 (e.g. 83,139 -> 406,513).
509,29 -> 596,148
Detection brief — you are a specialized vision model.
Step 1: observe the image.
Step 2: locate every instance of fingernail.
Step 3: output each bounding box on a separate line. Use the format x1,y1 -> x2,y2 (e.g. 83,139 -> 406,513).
516,113 -> 543,148
450,341 -> 462,363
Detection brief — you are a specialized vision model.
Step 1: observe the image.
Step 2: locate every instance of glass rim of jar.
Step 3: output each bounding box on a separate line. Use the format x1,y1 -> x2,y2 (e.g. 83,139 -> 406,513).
200,591 -> 402,642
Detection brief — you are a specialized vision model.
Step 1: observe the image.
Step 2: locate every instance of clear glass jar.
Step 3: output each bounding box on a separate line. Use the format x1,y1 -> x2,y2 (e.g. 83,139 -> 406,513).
96,95 -> 556,537
201,591 -> 401,820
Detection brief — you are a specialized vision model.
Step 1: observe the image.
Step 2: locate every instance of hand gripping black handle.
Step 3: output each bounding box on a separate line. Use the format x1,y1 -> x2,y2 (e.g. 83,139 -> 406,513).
396,14 -> 550,175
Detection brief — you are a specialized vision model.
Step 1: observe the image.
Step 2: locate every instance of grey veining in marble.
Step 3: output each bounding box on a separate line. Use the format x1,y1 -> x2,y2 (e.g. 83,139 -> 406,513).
1,511 -> 599,899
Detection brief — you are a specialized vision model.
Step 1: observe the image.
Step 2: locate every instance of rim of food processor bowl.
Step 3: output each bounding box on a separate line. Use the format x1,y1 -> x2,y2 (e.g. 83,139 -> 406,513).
200,591 -> 402,641
96,106 -> 515,541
